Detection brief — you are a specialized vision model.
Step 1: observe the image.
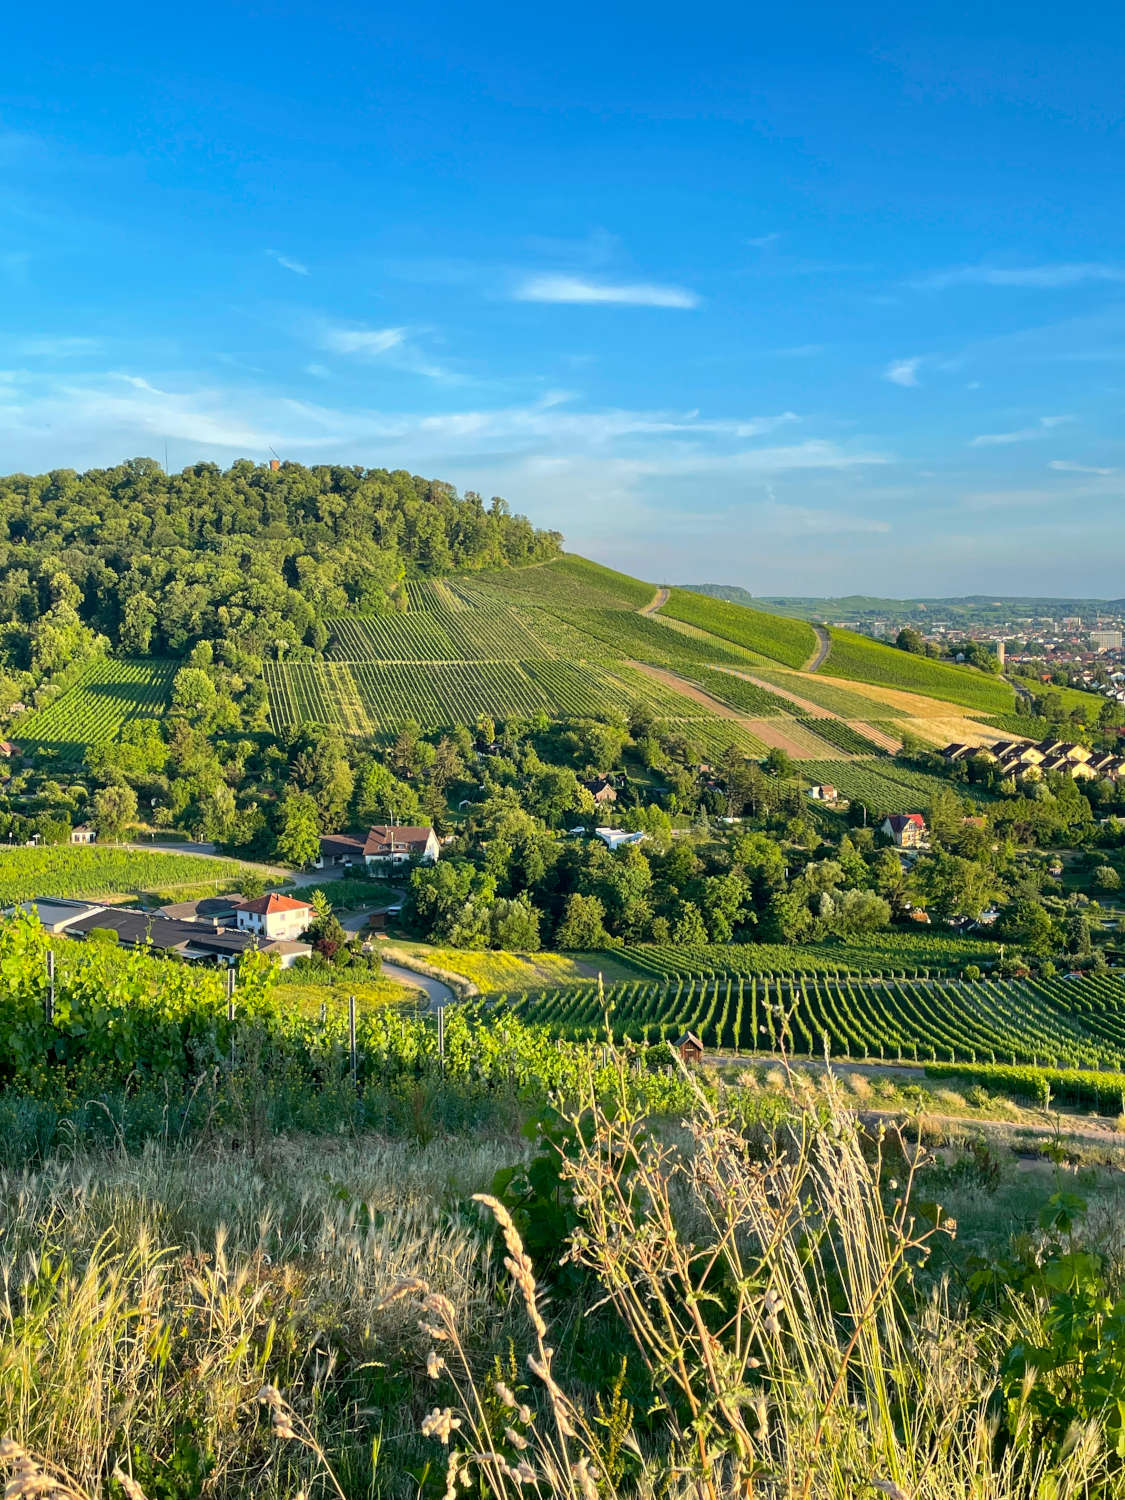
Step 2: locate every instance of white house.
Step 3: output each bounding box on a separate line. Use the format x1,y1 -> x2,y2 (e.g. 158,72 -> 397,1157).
593,827 -> 647,851
234,893 -> 315,942
362,825 -> 440,870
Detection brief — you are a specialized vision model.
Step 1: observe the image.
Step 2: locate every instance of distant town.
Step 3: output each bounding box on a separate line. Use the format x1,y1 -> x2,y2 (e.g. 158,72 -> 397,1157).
843,614 -> 1125,701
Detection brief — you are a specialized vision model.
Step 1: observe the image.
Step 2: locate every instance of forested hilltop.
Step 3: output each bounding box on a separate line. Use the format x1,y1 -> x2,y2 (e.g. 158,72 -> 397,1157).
0,457 -> 561,670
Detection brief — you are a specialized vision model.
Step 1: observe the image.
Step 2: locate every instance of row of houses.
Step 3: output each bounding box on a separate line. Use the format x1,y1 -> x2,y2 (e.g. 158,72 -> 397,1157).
943,735 -> 1125,782
16,890 -> 317,967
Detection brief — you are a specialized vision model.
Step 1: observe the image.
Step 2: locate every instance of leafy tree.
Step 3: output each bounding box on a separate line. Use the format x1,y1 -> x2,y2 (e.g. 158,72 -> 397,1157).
170,667 -> 218,723
275,789 -> 321,867
672,901 -> 709,947
917,851 -> 998,921
91,783 -> 138,841
760,888 -> 814,945
555,892 -> 610,949
829,888 -> 891,937
490,895 -> 541,951
353,760 -> 423,827
1066,911 -> 1092,956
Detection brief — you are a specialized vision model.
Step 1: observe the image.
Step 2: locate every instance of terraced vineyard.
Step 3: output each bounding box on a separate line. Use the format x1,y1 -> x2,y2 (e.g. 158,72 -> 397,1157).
797,758 -> 992,809
822,628 -> 1015,713
795,719 -> 888,756
510,970 -> 1125,1068
328,608 -> 553,662
683,666 -> 799,716
267,652 -> 768,746
725,662 -> 910,721
15,658 -> 177,754
262,554 -> 1014,759
464,554 -> 658,611
660,587 -> 818,668
608,934 -> 997,978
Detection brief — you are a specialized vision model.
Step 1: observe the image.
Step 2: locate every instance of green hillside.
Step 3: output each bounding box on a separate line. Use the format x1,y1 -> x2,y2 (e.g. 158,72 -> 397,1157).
469,553 -> 657,611
821,628 -> 1015,713
260,554 -> 1023,737
658,586 -> 819,669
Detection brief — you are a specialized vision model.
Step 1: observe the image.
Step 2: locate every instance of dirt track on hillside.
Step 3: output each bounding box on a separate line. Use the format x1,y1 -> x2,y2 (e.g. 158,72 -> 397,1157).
715,667 -> 834,718
640,586 -> 670,616
630,663 -> 838,759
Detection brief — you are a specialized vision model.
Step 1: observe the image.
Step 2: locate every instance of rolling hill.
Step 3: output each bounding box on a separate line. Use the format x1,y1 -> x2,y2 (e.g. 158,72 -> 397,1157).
26,551 -> 1040,776
255,553 -> 1026,769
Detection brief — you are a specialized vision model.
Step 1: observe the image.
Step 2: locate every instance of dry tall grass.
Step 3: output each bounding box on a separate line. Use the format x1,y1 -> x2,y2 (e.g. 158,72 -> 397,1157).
0,1067 -> 1117,1499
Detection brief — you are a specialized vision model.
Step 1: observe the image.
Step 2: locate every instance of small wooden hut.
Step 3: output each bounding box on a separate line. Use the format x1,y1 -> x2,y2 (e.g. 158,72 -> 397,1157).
675,1031 -> 704,1066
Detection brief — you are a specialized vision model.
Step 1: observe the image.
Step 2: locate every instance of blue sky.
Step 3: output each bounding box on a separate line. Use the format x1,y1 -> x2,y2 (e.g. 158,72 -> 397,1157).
3,1 -> 1125,596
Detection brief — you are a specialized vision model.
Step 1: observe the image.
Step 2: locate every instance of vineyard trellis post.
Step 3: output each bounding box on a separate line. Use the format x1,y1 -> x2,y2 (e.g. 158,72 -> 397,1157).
437,1002 -> 445,1070
349,993 -> 358,1089
226,966 -> 236,1069
45,948 -> 55,1025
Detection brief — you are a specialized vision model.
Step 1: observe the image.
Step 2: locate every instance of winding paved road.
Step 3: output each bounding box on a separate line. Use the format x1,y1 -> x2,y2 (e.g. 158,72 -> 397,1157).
803,624 -> 831,673
379,959 -> 457,1009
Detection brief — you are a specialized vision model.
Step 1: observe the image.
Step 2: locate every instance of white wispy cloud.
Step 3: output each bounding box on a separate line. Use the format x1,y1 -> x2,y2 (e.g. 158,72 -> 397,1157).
0,372 -> 879,473
747,232 -> 781,248
317,323 -> 407,357
16,335 -> 100,357
884,356 -> 923,387
312,320 -> 457,380
1049,459 -> 1117,476
512,274 -> 700,309
774,344 -> 824,357
305,363 -> 331,378
42,374 -> 278,449
915,262 -> 1125,290
970,415 -> 1073,447
266,248 -> 309,276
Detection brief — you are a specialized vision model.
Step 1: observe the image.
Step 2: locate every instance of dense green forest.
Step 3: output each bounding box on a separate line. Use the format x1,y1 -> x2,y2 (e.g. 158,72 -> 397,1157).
0,458 -> 561,677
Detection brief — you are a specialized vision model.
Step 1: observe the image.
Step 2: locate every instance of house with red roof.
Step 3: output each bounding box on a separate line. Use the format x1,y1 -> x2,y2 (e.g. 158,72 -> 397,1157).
881,812 -> 927,849
234,892 -> 315,942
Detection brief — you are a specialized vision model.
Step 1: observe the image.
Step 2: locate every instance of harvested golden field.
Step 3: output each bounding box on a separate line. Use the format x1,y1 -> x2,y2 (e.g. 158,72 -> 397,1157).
804,669 -> 1022,730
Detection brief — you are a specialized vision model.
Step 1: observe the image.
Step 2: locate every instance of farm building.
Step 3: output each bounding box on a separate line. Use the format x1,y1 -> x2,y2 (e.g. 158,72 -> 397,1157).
881,813 -> 927,849
12,900 -> 312,968
159,895 -> 242,923
234,893 -> 315,942
362,825 -> 440,869
69,825 -> 96,845
807,784 -> 837,802
581,776 -> 618,805
316,833 -> 366,868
